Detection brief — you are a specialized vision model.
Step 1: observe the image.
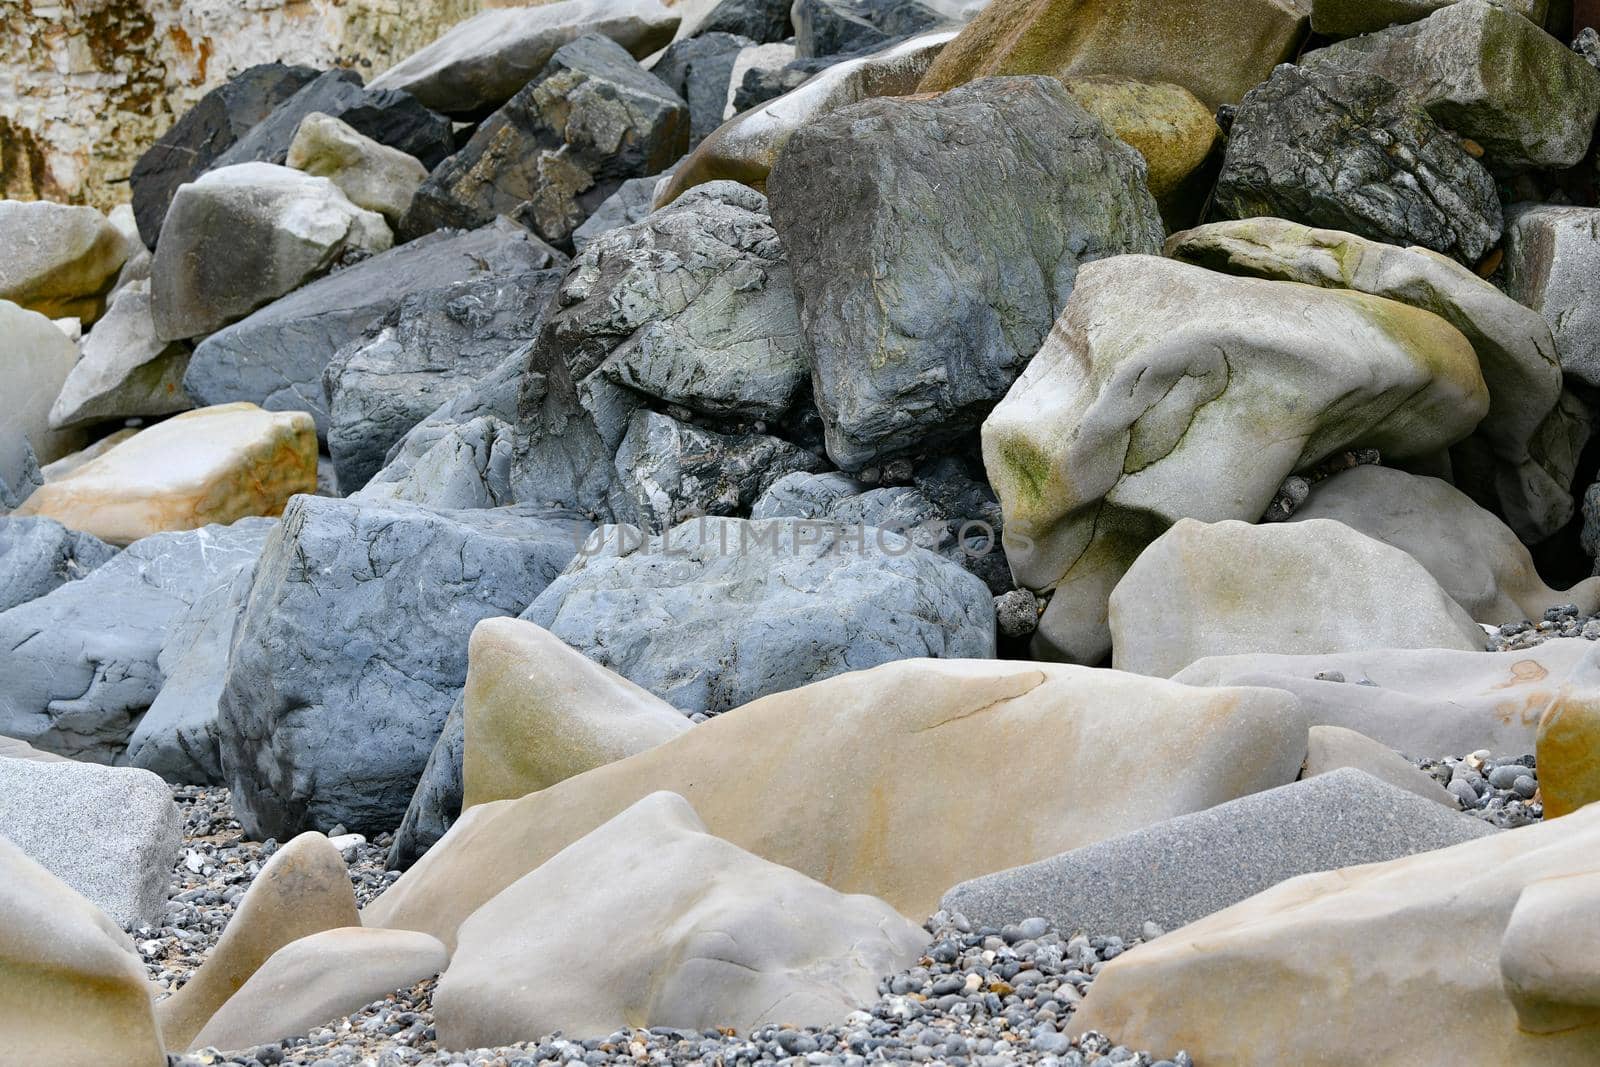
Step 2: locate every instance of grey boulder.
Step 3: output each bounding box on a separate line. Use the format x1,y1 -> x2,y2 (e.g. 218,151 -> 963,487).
522,516 -> 996,714
0,758 -> 181,927
0,516 -> 117,614
48,280 -> 193,431
767,75 -> 1164,471
1505,205 -> 1600,389
218,495 -> 593,840
0,519 -> 273,761
696,0 -> 794,41
388,694 -> 466,869
653,33 -> 756,147
183,219 -> 561,436
570,173 -> 665,255
792,0 -> 953,58
400,34 -> 689,250
941,769 -> 1494,942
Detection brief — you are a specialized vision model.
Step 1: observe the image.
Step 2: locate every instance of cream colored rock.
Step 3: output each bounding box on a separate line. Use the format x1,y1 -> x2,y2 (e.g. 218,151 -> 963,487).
654,31 -> 957,207
1166,218 -> 1576,541
463,617 -> 691,809
1062,76 -> 1219,225
190,927 -> 447,1053
982,254 -> 1488,666
1535,692 -> 1600,820
0,734 -> 71,762
48,279 -> 193,431
0,300 -> 85,494
157,831 -> 360,1051
16,403 -> 317,545
435,792 -> 929,1045
365,658 -> 1309,947
286,113 -> 429,227
1110,518 -> 1487,678
1070,804 -> 1600,1065
39,428 -> 141,482
1302,725 -> 1457,807
0,200 -> 128,322
1174,639 -> 1593,757
1289,466 -> 1600,623
0,835 -> 164,1067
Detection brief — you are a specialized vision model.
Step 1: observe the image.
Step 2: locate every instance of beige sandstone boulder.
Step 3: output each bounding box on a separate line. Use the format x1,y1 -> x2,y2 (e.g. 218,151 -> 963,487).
286,113 -> 430,227
915,0 -> 1308,109
0,200 -> 128,322
1070,803 -> 1600,1064
190,927 -> 447,1053
1109,518 -> 1488,678
463,617 -> 691,809
39,428 -> 141,482
434,792 -> 929,1045
365,657 -> 1309,947
1166,218 -> 1578,541
47,279 -> 194,431
157,831 -> 360,1050
1062,76 -> 1219,226
0,834 -> 164,1066
1,300 -> 86,495
1302,725 -> 1457,807
1289,466 -> 1600,623
982,254 -> 1488,666
16,402 -> 317,545
1174,639 -> 1593,757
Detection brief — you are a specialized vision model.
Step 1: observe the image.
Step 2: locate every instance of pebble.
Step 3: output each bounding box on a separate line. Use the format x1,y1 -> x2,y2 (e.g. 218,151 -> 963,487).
1486,604 -> 1600,650
1413,753 -> 1544,829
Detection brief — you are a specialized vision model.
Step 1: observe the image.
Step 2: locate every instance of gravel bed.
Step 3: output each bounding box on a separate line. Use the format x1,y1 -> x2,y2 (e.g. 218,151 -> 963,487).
1487,603 -> 1600,650
1412,752 -> 1544,829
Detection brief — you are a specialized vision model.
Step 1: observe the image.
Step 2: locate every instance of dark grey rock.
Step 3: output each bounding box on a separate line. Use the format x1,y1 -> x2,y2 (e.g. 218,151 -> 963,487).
0,516 -> 118,614
183,219 -> 562,436
323,267 -> 565,490
129,63 -> 319,248
521,516 -> 996,714
609,409 -> 825,530
217,495 -> 593,839
1214,63 -> 1501,265
209,69 -> 454,174
792,0 -> 948,58
0,519 -> 273,762
767,75 -> 1163,471
401,34 -> 689,250
732,50 -> 841,114
388,694 -> 465,869
941,769 -> 1496,941
696,0 -> 793,42
652,33 -> 755,146
570,173 -> 664,255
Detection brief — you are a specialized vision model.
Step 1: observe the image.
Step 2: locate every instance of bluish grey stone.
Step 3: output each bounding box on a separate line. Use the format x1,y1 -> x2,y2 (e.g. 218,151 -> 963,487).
388,694 -> 465,870
570,174 -> 664,255
750,471 -> 866,520
0,516 -> 117,614
652,33 -> 755,146
941,769 -> 1495,941
217,495 -> 593,839
0,519 -> 273,762
522,515 -> 995,714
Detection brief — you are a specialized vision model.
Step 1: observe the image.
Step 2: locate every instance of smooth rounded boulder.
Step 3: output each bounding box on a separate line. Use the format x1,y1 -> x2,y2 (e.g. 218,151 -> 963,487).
0,200 -> 129,322
1,299 -> 86,496
285,112 -> 428,227
364,657 -> 1309,947
434,792 -> 929,1045
1109,518 -> 1489,678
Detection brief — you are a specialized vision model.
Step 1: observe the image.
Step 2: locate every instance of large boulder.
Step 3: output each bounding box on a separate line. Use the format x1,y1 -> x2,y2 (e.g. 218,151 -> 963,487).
652,33 -> 758,148
981,254 -> 1489,666
1310,0 -> 1548,38
323,267 -> 565,491
400,34 -> 689,250
389,695 -> 469,869
1301,724 -> 1460,806
1288,466 -> 1600,623
182,218 -> 562,435
570,172 -> 664,254
1109,518 -> 1489,678
47,281 -> 193,432
1172,638 -> 1593,756
434,792 -> 929,1045
0,518 -> 273,761
1300,0 -> 1600,171
1,300 -> 86,489
0,200 -> 129,322
1212,63 -> 1501,266
1167,218 -> 1576,539
942,769 -> 1493,940
189,927 -> 447,1053
155,832 -> 359,1052
1505,205 -> 1600,388
285,111 -> 430,227
793,0 -> 957,56
768,76 -> 1164,471
522,517 -> 995,714
16,403 -> 315,546
915,0 -> 1308,109
364,658 -> 1309,946
462,617 -> 691,809
0,516 -> 116,614
655,30 -> 956,206
368,0 -> 680,117
218,495 -> 593,840
1069,803 -> 1600,1064
559,181 -> 809,420
150,163 -> 392,342
0,836 -> 164,1067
